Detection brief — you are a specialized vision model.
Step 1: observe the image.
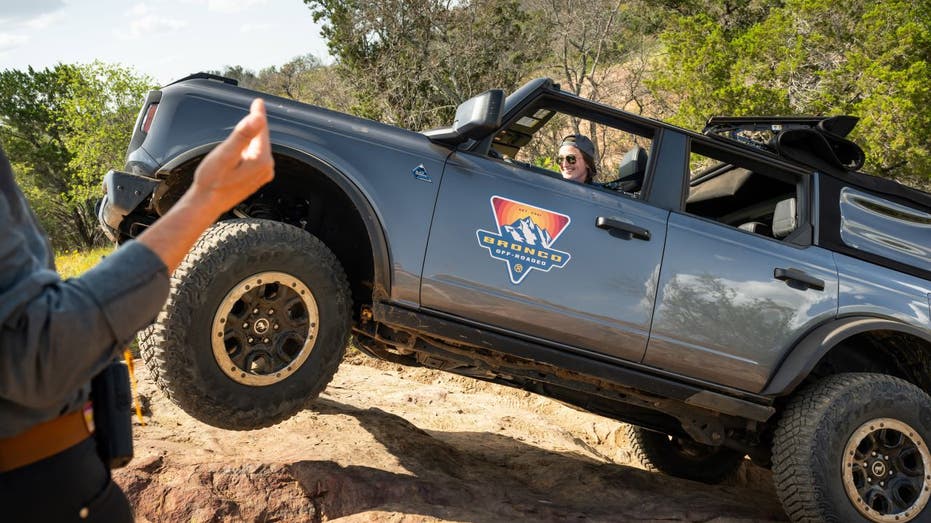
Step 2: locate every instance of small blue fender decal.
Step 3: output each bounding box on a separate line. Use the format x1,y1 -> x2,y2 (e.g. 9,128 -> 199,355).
412,164 -> 432,182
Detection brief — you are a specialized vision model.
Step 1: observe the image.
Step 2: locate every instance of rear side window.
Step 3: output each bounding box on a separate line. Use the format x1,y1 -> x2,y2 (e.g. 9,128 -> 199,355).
683,141 -> 803,243
839,187 -> 931,272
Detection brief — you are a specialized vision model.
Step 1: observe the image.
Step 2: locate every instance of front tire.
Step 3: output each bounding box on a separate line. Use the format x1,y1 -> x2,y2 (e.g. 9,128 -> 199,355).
773,373 -> 931,522
139,219 -> 352,430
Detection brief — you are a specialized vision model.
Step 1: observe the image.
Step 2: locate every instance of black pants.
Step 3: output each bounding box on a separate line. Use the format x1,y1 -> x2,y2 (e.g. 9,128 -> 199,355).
0,437 -> 133,522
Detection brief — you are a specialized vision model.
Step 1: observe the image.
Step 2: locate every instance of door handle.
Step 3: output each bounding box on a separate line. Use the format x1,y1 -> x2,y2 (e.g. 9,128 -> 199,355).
774,267 -> 825,291
596,216 -> 651,241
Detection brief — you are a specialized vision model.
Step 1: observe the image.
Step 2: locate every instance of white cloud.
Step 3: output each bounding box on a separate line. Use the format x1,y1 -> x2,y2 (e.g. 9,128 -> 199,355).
207,0 -> 268,14
0,0 -> 66,22
24,11 -> 66,30
0,33 -> 30,53
5,0 -> 329,86
240,23 -> 271,34
115,5 -> 188,39
128,4 -> 150,17
0,0 -> 65,38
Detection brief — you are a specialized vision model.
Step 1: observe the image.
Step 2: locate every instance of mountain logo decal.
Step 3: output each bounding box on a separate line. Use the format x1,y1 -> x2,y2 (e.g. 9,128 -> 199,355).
476,196 -> 572,284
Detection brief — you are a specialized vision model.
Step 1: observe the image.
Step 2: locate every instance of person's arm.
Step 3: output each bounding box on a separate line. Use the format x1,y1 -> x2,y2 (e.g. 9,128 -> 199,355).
0,99 -> 273,414
138,98 -> 274,273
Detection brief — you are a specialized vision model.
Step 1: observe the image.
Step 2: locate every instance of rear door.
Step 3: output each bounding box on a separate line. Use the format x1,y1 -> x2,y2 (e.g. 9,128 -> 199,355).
642,140 -> 839,392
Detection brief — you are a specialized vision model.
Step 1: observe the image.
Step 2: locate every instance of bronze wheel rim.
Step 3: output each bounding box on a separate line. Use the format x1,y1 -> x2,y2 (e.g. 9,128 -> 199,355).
211,271 -> 319,386
843,417 -> 931,522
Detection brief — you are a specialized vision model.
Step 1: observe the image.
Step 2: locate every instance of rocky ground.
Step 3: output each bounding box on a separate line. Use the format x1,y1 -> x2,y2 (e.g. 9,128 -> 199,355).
114,354 -> 789,522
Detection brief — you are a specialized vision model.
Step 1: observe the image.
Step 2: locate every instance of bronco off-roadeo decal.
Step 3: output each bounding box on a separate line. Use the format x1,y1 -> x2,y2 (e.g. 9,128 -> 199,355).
476,196 -> 571,284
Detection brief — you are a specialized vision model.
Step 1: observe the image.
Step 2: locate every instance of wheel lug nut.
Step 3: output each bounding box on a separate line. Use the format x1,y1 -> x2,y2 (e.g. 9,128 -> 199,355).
268,309 -> 274,314
248,337 -> 254,343
273,324 -> 279,330
880,481 -> 885,487
885,455 -> 889,460
868,478 -> 872,482
872,452 -> 877,457
243,322 -> 248,329
253,308 -> 259,314
263,337 -> 269,344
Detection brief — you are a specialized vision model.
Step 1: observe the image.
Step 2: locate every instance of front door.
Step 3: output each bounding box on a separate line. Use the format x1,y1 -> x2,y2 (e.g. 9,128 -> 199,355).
420,151 -> 669,362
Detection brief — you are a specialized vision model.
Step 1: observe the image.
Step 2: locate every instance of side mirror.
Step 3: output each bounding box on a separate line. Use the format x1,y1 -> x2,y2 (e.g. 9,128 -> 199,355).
452,89 -> 504,138
423,89 -> 504,144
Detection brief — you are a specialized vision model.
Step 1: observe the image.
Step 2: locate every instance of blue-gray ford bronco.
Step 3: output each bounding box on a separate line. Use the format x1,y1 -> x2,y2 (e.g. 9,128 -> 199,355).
99,73 -> 931,522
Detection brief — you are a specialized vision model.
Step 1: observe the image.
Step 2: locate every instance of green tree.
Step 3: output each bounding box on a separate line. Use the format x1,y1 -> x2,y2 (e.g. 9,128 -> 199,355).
63,62 -> 155,206
210,55 -> 354,112
650,0 -> 784,32
207,65 -> 260,89
649,0 -> 931,181
0,65 -> 81,247
648,12 -> 790,126
304,0 -> 548,130
0,63 -> 154,249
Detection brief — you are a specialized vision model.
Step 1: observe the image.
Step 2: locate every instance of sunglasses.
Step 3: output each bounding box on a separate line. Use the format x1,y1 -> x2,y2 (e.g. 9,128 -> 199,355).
557,154 -> 577,165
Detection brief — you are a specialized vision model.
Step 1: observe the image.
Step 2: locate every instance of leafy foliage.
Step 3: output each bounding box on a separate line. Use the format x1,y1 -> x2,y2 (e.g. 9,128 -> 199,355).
304,0 -> 548,130
649,0 -> 931,179
209,54 -> 354,111
63,63 -> 155,205
0,65 -> 75,202
0,63 -> 154,249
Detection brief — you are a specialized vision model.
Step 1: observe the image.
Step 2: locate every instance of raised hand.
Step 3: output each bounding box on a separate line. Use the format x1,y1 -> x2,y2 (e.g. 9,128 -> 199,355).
190,98 -> 275,215
139,98 -> 275,273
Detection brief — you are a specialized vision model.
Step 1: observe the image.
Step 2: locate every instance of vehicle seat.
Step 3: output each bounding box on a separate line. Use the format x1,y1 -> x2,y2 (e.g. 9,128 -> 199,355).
739,221 -> 772,237
772,197 -> 798,239
615,145 -> 648,193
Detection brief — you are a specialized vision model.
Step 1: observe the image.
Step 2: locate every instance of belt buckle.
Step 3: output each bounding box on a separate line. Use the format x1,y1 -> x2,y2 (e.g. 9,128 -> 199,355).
82,402 -> 95,433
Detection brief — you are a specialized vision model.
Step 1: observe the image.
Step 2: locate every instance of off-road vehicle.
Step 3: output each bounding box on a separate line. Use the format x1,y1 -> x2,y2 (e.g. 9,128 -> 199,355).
99,74 -> 931,522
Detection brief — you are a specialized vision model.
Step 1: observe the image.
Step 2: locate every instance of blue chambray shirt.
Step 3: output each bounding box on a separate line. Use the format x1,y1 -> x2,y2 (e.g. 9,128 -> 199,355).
0,148 -> 170,438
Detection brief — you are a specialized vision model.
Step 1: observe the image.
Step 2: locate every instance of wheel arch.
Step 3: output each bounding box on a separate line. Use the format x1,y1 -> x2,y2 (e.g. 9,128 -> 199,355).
151,142 -> 392,306
762,317 -> 931,396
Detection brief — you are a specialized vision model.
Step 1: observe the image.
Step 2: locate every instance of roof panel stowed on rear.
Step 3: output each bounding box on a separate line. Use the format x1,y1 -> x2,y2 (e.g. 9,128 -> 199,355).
839,187 -> 931,273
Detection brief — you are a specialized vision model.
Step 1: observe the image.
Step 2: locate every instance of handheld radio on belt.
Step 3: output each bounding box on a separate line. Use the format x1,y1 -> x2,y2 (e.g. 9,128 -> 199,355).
90,359 -> 134,468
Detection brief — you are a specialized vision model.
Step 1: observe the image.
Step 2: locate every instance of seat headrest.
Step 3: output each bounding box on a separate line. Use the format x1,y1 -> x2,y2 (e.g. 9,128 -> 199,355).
616,145 -> 648,193
772,198 -> 798,239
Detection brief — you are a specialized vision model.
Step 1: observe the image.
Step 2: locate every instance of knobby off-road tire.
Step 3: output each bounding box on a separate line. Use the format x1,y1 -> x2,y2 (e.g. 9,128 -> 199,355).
773,373 -> 931,523
139,219 -> 352,430
625,424 -> 745,484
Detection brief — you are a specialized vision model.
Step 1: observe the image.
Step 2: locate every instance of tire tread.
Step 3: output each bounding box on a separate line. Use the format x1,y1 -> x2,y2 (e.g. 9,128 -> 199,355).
138,219 -> 351,430
625,424 -> 745,484
773,373 -> 931,522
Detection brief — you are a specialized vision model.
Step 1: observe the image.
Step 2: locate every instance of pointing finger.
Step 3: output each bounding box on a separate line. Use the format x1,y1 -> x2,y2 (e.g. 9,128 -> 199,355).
244,99 -> 271,160
213,98 -> 269,160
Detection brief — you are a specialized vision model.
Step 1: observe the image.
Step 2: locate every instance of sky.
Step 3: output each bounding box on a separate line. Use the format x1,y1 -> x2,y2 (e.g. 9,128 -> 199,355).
0,0 -> 331,86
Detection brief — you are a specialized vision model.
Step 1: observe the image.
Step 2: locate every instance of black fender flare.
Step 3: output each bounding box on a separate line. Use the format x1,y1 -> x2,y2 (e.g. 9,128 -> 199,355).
155,142 -> 392,301
762,316 -> 931,396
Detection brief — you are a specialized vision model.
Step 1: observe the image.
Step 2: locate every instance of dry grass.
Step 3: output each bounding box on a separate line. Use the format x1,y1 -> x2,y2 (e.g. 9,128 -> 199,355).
55,246 -> 115,279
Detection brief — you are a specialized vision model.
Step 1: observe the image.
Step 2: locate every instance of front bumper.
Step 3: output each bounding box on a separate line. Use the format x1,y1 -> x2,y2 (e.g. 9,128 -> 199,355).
97,170 -> 160,242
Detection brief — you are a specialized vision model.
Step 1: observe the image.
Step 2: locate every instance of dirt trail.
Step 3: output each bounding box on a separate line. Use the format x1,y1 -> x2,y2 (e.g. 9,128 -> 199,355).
115,355 -> 788,522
